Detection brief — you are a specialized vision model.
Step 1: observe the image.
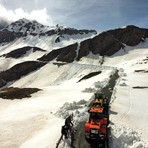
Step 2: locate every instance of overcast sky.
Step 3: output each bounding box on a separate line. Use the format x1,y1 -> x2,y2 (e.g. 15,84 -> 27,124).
0,0 -> 148,32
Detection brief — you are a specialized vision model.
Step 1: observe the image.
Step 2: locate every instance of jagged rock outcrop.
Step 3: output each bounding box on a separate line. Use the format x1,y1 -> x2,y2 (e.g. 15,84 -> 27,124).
56,43 -> 78,62
77,26 -> 148,60
1,46 -> 46,58
0,61 -> 46,88
0,30 -> 16,44
108,25 -> 148,46
38,48 -> 62,62
77,32 -> 124,60
77,39 -> 91,60
55,28 -> 97,43
57,28 -> 96,35
89,32 -> 125,56
38,43 -> 78,63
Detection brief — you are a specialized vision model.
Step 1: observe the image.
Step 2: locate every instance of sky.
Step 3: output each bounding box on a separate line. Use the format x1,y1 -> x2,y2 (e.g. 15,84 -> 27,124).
0,0 -> 148,32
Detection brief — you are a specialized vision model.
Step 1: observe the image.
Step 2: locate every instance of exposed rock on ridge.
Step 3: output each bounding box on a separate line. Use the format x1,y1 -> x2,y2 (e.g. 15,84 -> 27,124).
77,32 -> 124,60
0,30 -> 16,44
1,46 -> 46,58
38,43 -> 78,63
108,25 -> 148,46
38,32 -> 125,62
39,25 -> 148,63
0,61 -> 46,88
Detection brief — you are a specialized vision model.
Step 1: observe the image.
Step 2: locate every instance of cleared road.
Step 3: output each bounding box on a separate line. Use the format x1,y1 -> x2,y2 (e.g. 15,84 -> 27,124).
73,70 -> 119,148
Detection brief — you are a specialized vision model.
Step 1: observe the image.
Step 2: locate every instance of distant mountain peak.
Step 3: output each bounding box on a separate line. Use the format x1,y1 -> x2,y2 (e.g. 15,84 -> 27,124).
16,18 -> 31,23
3,18 -> 96,37
4,18 -> 49,35
12,18 -> 42,26
0,18 -> 97,46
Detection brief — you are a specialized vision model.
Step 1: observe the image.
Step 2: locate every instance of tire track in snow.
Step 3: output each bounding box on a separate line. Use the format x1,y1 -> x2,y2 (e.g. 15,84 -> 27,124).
119,86 -> 132,122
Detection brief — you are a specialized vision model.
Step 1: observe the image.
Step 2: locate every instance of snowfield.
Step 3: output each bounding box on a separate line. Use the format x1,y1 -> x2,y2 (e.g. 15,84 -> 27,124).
104,41 -> 148,148
0,36 -> 148,148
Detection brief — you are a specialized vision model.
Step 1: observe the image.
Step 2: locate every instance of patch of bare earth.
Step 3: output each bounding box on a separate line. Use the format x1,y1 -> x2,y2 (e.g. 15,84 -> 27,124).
78,71 -> 101,82
0,87 -> 41,99
134,70 -> 148,73
133,86 -> 148,89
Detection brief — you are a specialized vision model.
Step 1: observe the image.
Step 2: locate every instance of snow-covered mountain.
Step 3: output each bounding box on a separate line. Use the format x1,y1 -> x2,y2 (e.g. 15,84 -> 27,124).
5,18 -> 50,35
0,18 -> 97,50
0,19 -> 148,148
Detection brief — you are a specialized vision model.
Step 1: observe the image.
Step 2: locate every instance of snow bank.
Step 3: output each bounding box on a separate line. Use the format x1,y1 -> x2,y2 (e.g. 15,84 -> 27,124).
55,98 -> 91,124
110,125 -> 148,148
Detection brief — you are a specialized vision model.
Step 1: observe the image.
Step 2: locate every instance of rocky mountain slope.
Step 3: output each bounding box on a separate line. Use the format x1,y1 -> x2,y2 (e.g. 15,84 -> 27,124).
0,19 -> 148,89
38,25 -> 148,63
0,19 -> 148,148
0,18 -> 96,44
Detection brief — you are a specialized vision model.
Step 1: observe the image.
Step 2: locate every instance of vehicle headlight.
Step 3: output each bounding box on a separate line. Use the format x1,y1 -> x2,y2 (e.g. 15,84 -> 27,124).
91,129 -> 98,134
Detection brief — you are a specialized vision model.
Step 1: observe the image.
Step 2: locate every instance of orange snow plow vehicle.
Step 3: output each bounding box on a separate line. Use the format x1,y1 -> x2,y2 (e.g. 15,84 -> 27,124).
84,92 -> 109,147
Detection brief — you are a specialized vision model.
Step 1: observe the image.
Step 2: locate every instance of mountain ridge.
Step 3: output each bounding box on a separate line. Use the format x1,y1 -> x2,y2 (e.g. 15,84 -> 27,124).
0,19 -> 148,88
0,18 -> 97,44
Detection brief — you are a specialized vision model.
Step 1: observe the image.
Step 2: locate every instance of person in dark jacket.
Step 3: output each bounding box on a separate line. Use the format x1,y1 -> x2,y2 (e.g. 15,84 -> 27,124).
65,115 -> 73,133
65,115 -> 73,126
61,125 -> 68,139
